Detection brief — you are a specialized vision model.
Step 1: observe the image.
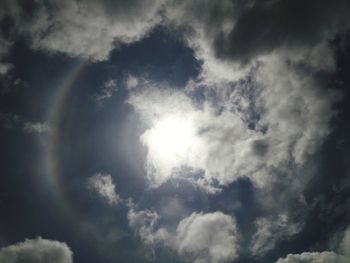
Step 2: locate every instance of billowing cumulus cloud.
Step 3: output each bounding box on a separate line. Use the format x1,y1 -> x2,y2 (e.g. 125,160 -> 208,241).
175,212 -> 239,263
127,209 -> 239,263
0,237 -> 73,263
87,173 -> 119,205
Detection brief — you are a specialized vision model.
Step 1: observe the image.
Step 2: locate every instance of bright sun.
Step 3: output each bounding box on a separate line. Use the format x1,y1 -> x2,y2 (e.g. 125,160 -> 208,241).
141,115 -> 196,165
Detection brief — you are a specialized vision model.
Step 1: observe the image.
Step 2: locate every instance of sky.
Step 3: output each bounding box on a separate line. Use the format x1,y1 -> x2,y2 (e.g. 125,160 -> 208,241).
0,1 -> 350,263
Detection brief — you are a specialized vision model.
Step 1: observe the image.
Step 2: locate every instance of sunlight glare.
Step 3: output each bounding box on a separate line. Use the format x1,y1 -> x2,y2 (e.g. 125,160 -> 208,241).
142,115 -> 196,165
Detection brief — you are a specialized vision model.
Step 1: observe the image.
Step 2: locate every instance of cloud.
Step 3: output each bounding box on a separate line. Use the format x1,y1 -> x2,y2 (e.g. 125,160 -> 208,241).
0,0 -> 349,74
175,212 -> 239,263
0,113 -> 51,135
0,0 -> 167,63
127,208 -> 239,263
23,122 -> 51,134
18,0 -> 166,61
165,0 -> 350,81
276,251 -> 341,263
87,173 -> 119,205
128,24 -> 343,253
0,0 -> 347,260
125,74 -> 139,90
127,207 -> 169,259
0,4 -> 14,76
275,227 -> 350,263
0,237 -> 73,263
92,79 -> 118,106
128,54 -> 340,189
250,214 -> 301,257
0,37 -> 13,76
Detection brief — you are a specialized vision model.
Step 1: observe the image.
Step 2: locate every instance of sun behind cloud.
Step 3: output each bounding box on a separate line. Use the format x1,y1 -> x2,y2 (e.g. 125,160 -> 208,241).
141,113 -> 203,185
142,115 -> 195,163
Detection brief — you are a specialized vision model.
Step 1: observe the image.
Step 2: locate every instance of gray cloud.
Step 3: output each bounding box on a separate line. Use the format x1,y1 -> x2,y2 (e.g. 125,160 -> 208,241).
0,112 -> 51,135
0,3 -> 14,76
275,227 -> 350,263
276,251 -> 341,263
0,237 -> 73,263
127,207 -> 169,259
212,0 -> 349,64
250,214 -> 301,257
23,121 -> 51,134
165,0 -> 350,80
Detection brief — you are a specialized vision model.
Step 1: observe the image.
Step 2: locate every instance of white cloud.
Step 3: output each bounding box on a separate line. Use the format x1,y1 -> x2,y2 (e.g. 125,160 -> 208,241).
127,209 -> 239,263
87,173 -> 119,205
128,41 -> 341,254
0,237 -> 73,263
19,0 -> 167,61
175,212 -> 239,263
128,51 -> 340,189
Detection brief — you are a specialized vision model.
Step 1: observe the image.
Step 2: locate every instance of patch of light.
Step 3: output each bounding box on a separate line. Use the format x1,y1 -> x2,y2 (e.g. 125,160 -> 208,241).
143,115 -> 195,164
141,114 -> 200,184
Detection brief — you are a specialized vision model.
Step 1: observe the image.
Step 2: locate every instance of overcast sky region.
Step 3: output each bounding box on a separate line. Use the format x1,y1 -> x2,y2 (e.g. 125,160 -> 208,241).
1,1 -> 350,263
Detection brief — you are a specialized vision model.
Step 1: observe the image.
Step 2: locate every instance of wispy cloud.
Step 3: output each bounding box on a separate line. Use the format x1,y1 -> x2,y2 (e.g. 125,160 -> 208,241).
92,79 -> 118,106
87,173 -> 119,205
